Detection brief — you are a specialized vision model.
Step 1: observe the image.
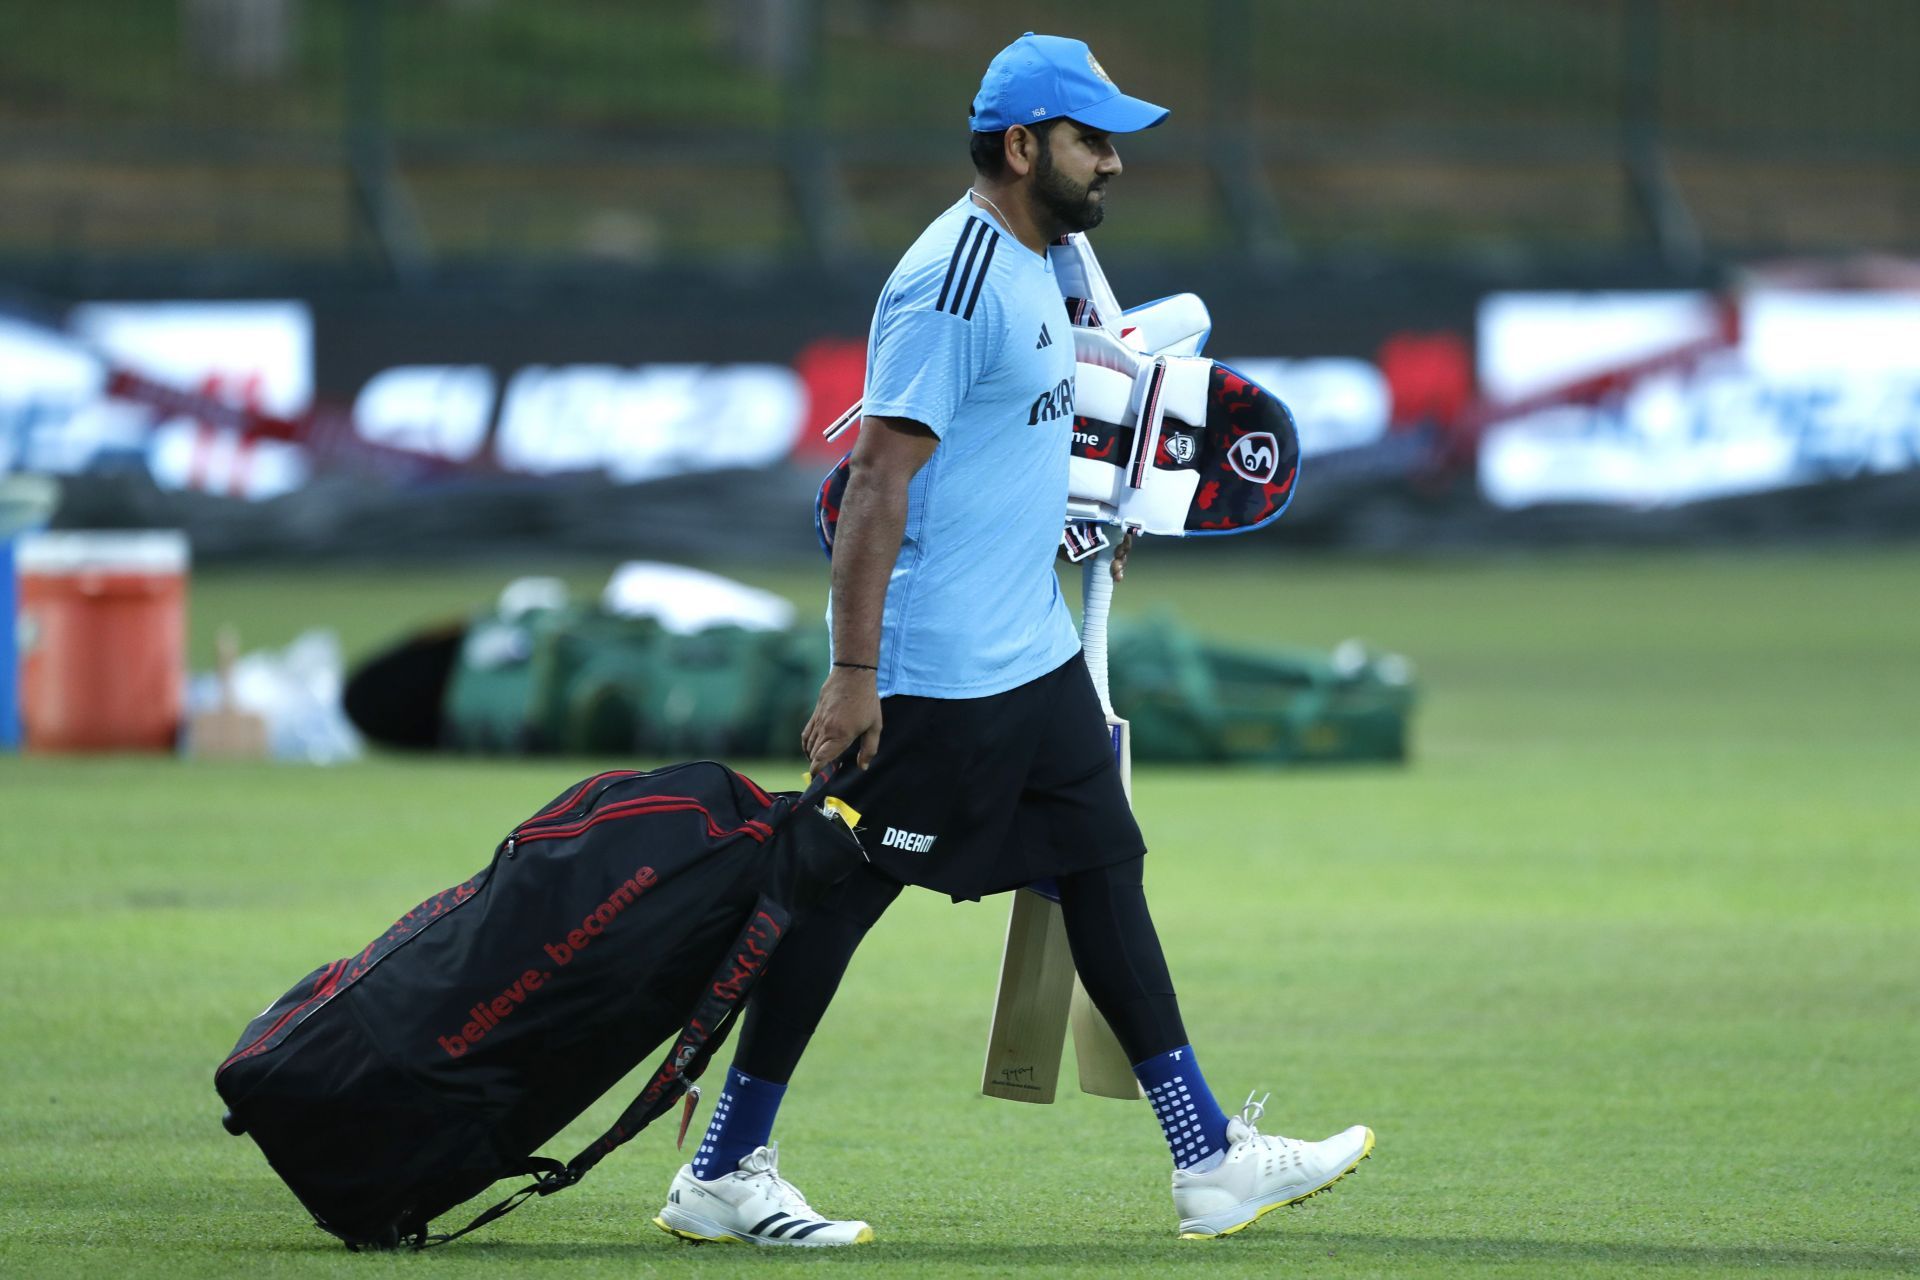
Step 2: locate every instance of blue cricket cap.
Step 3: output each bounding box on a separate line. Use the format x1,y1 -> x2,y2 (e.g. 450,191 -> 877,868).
970,33 -> 1169,135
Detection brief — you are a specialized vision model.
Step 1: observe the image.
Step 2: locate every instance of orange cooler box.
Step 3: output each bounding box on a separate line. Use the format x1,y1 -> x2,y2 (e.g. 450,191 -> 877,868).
18,531 -> 189,752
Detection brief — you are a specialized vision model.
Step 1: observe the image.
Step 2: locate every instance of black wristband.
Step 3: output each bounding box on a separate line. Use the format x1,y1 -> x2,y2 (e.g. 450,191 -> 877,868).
833,661 -> 878,671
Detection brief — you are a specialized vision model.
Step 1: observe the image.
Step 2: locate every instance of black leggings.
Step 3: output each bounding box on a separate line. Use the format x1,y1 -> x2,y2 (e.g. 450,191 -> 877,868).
734,855 -> 1188,1083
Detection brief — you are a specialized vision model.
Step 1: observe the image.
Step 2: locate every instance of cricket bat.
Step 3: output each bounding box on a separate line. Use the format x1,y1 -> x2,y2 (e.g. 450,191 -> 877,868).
980,886 -> 1077,1102
981,542 -> 1144,1103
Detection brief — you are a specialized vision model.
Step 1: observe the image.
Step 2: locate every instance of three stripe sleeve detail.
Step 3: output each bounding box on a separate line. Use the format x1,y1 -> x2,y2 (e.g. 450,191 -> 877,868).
934,219 -> 1000,321
962,232 -> 998,320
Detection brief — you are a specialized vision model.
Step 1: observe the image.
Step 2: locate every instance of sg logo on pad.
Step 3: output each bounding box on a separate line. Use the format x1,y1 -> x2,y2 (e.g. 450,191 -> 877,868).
1227,432 -> 1281,484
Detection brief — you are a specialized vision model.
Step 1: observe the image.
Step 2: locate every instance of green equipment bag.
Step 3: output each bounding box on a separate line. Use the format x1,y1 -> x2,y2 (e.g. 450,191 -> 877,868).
1109,615 -> 1415,764
440,605 -> 828,757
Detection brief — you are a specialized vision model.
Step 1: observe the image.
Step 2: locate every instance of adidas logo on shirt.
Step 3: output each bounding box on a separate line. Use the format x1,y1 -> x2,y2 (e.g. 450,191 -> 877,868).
1036,324 -> 1052,349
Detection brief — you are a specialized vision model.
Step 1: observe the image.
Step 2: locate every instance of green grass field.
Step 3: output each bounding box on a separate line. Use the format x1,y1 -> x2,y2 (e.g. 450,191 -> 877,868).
3,550 -> 1917,1278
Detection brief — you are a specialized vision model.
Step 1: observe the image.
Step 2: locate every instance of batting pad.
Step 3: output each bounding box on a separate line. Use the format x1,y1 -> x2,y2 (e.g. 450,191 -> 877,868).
812,351 -> 1299,553
1050,235 -> 1210,356
1118,293 -> 1211,357
1067,346 -> 1299,538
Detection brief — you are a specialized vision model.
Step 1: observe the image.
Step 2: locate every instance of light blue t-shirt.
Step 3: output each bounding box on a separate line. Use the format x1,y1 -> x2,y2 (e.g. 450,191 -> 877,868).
853,195 -> 1081,698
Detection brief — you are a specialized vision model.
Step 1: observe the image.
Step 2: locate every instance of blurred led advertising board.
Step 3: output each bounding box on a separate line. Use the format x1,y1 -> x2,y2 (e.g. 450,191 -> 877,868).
0,301 -> 312,500
1478,291 -> 1920,509
7,293 -> 1411,501
336,343 -> 1391,478
353,362 -> 805,481
1,302 -> 809,497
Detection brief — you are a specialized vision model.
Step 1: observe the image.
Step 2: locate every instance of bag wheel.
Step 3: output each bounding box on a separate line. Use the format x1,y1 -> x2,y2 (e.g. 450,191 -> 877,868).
343,1222 -> 404,1252
220,1109 -> 247,1136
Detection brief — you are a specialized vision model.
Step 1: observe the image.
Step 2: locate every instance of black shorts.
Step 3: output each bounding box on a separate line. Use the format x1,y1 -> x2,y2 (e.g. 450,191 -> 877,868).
824,652 -> 1146,901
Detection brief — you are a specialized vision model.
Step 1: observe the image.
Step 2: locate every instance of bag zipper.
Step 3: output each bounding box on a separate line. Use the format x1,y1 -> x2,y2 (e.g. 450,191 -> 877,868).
513,762 -> 777,839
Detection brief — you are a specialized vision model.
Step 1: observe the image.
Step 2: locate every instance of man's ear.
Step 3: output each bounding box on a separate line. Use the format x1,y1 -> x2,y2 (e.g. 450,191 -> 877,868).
1005,124 -> 1038,177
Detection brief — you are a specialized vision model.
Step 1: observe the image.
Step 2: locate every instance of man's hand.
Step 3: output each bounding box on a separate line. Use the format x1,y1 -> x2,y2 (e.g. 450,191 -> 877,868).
802,666 -> 883,775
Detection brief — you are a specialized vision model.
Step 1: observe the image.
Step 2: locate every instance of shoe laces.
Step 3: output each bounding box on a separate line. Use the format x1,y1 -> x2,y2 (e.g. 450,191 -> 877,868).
1233,1090 -> 1304,1158
740,1142 -> 813,1212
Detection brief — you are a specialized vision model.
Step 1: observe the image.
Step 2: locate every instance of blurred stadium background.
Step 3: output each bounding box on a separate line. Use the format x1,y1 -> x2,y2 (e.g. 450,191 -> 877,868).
4,0 -> 1918,560
3,3 -> 1917,1274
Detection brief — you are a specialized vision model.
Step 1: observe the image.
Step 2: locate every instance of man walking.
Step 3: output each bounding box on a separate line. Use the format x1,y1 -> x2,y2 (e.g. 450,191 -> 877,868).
654,32 -> 1373,1247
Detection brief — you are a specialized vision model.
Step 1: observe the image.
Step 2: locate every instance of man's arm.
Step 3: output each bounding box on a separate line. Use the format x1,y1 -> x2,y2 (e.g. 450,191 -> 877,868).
801,415 -> 939,774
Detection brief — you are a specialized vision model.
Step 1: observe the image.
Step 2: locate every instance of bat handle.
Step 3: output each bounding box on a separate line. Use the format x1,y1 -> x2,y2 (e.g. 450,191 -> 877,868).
1080,542 -> 1117,718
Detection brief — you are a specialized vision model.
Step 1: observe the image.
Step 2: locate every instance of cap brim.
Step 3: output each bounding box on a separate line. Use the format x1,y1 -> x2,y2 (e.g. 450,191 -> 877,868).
1067,92 -> 1170,134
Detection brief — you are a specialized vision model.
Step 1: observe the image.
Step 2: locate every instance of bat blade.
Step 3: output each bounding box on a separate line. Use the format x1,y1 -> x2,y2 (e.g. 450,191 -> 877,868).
1070,714 -> 1146,1099
980,887 -> 1076,1103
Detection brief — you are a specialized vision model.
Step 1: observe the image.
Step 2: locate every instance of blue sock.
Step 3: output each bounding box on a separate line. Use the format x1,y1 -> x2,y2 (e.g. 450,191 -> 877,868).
1134,1045 -> 1231,1170
690,1066 -> 786,1181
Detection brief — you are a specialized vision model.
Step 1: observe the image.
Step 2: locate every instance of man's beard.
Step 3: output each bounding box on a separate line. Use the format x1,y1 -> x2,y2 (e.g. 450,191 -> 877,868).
1034,153 -> 1107,234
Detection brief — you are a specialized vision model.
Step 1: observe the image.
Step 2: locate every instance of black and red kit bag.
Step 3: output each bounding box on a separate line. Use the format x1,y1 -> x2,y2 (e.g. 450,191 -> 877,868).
213,759 -> 866,1249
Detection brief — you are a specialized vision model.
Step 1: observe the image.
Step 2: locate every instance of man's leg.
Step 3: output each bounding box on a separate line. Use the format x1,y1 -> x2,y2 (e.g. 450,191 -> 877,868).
1053,855 -> 1375,1238
691,863 -> 903,1174
656,863 -> 902,1247
1053,856 -> 1232,1166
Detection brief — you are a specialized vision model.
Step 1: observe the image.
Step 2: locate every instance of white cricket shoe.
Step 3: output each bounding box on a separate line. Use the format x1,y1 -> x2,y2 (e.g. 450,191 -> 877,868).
653,1144 -> 874,1247
1171,1093 -> 1375,1239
